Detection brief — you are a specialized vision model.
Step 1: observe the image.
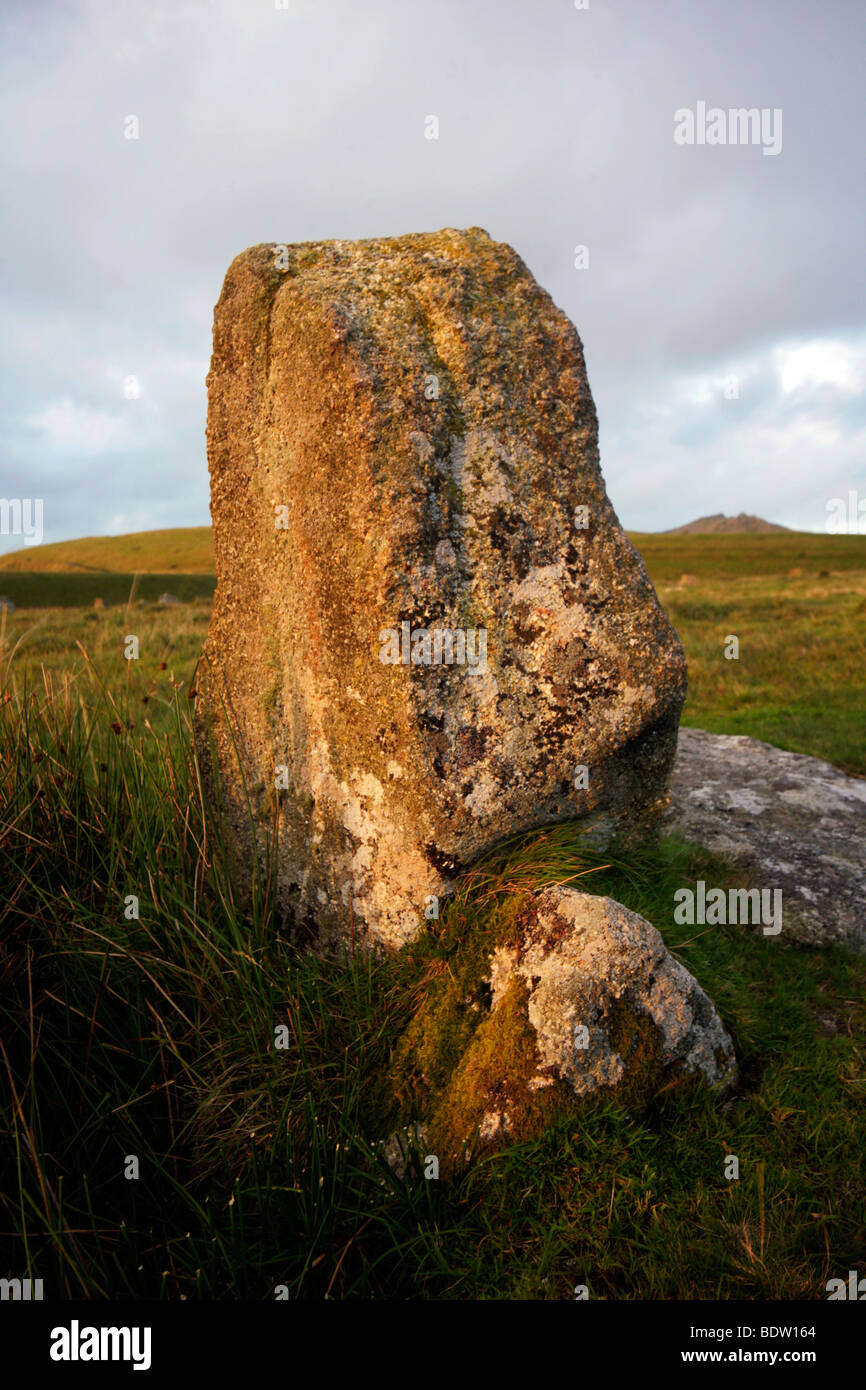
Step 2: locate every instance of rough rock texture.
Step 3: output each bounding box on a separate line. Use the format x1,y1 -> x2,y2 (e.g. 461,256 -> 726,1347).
198,227 -> 687,950
392,887 -> 736,1164
666,727 -> 866,953
489,889 -> 735,1097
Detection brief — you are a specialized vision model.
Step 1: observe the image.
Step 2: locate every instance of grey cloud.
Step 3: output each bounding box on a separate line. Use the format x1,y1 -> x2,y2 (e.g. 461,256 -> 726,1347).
1,0 -> 864,552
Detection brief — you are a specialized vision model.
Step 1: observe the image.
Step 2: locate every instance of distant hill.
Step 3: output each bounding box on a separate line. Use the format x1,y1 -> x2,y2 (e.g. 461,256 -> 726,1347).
0,526 -> 214,573
1,524 -> 865,608
662,513 -> 791,535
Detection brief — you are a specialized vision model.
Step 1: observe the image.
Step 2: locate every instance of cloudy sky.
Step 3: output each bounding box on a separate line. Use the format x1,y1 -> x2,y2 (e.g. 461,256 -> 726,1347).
1,0 -> 864,553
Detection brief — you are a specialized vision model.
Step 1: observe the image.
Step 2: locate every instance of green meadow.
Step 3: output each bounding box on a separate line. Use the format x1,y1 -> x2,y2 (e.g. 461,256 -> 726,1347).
0,525 -> 214,574
634,532 -> 866,776
2,528 -> 863,771
0,528 -> 864,1298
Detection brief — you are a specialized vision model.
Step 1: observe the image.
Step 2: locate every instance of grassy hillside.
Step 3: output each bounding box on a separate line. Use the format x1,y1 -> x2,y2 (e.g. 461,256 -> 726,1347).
3,524 -> 860,585
0,571 -> 216,608
0,525 -> 214,573
2,528 -> 864,770
1,524 -> 864,1301
1,623 -> 863,1301
630,531 -> 866,775
630,530 -> 866,581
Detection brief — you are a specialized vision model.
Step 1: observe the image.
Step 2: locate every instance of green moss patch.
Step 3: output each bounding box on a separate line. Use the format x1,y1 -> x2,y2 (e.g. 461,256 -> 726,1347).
385,822 -> 720,1168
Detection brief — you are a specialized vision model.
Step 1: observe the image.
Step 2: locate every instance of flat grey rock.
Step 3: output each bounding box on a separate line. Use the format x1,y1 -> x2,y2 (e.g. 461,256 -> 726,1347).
665,728 -> 866,953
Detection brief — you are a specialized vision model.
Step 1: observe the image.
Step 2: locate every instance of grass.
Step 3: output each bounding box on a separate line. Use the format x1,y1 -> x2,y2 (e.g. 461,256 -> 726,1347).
0,532 -> 864,1299
0,596 -> 210,740
0,526 -> 214,573
629,530 -> 866,583
651,568 -> 866,777
1,642 -> 864,1299
3,529 -> 864,769
666,579 -> 866,774
630,531 -> 866,774
0,572 -> 216,609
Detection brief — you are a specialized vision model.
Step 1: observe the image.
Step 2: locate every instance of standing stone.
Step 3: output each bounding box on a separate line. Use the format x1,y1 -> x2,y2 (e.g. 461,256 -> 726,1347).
197,228 -> 687,950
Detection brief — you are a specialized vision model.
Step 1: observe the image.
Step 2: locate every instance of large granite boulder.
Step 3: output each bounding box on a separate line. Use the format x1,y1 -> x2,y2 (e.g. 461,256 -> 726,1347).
198,228 -> 687,950
666,728 -> 866,953
390,887 -> 736,1164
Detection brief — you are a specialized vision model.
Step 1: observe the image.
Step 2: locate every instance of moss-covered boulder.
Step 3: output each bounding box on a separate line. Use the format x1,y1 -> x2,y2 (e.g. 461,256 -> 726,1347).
390,886 -> 736,1167
198,228 -> 687,950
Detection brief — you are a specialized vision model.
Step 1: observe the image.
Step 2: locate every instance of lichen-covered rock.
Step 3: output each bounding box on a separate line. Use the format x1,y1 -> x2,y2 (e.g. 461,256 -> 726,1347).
198,227 -> 687,950
665,727 -> 866,953
393,887 -> 735,1165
